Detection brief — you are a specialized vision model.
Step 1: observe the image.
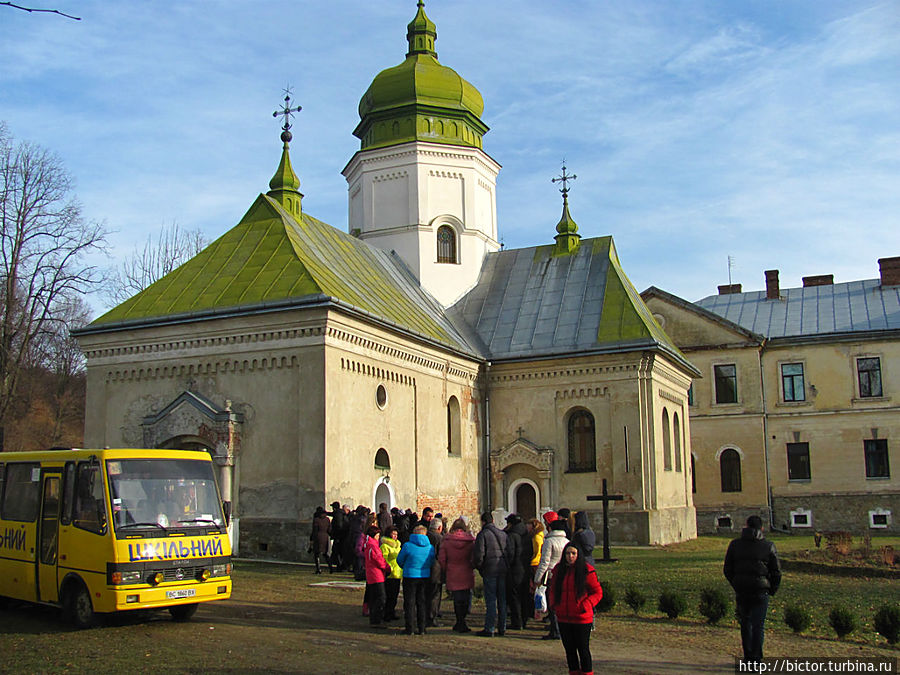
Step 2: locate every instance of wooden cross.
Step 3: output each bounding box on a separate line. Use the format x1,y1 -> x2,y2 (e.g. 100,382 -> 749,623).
551,162 -> 577,198
273,88 -> 302,141
586,478 -> 624,563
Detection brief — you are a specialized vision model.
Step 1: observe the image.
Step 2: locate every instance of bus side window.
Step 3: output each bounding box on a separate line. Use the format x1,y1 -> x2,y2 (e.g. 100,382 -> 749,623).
1,462 -> 40,522
60,462 -> 76,525
73,462 -> 107,535
0,462 -> 5,511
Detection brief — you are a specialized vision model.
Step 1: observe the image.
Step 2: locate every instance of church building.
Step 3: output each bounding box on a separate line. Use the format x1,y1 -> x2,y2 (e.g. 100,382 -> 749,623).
74,2 -> 698,559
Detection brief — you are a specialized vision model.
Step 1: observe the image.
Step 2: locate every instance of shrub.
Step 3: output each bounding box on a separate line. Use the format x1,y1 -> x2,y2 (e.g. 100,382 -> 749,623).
596,581 -> 616,613
873,605 -> 900,645
783,604 -> 812,634
698,587 -> 729,625
828,606 -> 856,639
658,590 -> 687,619
624,586 -> 646,615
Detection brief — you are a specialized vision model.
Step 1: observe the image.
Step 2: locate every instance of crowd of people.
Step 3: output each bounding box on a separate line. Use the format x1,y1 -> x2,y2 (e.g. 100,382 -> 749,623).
308,502 -> 604,675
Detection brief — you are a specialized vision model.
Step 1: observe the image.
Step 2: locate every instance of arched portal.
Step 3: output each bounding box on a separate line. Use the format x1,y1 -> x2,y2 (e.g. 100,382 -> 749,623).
508,478 -> 540,520
372,477 -> 394,511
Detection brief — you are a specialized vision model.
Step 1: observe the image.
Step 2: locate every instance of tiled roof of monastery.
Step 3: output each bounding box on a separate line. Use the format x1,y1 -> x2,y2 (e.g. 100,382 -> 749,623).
695,279 -> 900,338
450,237 -> 692,366
88,194 -> 479,355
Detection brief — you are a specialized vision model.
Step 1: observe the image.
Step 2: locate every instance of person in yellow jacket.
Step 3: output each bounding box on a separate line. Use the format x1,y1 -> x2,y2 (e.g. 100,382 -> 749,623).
380,526 -> 403,622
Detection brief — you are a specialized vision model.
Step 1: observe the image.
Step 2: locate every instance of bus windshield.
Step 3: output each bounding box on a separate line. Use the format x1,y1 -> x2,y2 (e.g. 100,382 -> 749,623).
106,458 -> 225,532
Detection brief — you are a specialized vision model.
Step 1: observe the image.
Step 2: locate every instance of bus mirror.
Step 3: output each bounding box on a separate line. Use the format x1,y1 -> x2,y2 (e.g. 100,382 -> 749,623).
222,501 -> 231,526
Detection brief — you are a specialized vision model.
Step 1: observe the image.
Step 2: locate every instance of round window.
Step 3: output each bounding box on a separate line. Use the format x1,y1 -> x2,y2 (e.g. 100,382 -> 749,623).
376,384 -> 387,409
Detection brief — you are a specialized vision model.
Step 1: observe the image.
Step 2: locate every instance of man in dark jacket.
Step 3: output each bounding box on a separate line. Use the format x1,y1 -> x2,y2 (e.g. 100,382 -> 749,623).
328,501 -> 346,571
473,512 -> 509,637
503,513 -> 530,630
723,515 -> 782,663
572,511 -> 596,567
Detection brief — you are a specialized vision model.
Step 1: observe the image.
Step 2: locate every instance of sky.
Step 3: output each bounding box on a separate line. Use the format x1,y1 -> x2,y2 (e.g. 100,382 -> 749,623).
2,1 -> 898,317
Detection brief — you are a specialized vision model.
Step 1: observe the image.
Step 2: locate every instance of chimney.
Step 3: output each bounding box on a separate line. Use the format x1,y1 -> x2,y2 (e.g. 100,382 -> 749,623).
765,269 -> 780,300
717,283 -> 742,295
879,256 -> 900,286
802,274 -> 833,287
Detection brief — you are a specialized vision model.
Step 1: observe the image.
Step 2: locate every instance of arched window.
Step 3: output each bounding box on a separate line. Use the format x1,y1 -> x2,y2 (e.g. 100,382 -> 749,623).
447,396 -> 461,456
437,225 -> 457,264
673,412 -> 682,472
567,409 -> 596,472
720,448 -> 742,492
374,448 -> 390,470
662,409 -> 672,470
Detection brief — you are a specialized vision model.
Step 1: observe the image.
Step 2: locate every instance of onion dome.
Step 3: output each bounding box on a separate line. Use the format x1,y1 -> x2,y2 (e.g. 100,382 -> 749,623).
354,1 -> 488,151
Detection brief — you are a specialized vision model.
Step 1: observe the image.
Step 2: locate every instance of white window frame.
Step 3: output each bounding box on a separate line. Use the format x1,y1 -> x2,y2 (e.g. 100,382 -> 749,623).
790,508 -> 813,528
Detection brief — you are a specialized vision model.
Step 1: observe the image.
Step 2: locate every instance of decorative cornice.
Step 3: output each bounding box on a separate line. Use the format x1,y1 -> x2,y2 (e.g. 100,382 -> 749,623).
555,386 -> 609,400
489,363 -> 639,384
658,388 -> 685,405
105,354 -> 300,384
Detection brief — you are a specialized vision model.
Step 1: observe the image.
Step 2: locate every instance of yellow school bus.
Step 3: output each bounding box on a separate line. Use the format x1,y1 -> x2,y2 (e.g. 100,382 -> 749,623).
0,448 -> 232,627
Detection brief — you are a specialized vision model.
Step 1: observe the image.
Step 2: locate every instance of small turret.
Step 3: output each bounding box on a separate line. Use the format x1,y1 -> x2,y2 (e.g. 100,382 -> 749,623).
406,0 -> 437,57
267,92 -> 303,218
552,164 -> 580,255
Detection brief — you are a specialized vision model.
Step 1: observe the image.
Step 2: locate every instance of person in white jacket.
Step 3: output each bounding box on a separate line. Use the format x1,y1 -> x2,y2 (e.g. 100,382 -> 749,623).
534,519 -> 569,640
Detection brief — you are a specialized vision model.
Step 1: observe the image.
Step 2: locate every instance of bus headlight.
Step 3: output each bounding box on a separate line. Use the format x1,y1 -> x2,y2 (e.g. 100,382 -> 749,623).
111,570 -> 143,585
212,564 -> 229,577
199,568 -> 211,581
150,572 -> 164,585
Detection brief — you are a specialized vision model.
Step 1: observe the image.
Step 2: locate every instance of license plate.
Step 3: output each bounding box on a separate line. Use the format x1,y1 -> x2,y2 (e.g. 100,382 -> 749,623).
166,589 -> 196,599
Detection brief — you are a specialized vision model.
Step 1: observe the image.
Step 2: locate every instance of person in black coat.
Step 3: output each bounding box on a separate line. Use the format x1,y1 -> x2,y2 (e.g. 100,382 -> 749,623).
723,515 -> 782,663
571,511 -> 596,567
329,501 -> 346,570
504,513 -> 531,630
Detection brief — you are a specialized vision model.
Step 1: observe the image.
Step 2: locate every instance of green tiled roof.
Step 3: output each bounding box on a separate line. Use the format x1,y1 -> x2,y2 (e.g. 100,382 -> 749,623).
90,195 -> 476,354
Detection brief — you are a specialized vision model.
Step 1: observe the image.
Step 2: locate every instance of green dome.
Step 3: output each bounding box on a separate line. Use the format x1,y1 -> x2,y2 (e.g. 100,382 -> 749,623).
353,1 -> 488,151
358,55 -> 484,122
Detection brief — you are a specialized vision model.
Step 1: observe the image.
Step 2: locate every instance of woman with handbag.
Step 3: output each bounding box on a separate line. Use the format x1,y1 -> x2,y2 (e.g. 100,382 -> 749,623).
549,543 -> 603,675
534,517 -> 569,639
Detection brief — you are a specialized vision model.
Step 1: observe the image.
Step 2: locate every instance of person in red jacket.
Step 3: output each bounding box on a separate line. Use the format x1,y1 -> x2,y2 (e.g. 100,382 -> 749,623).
549,543 -> 603,675
364,525 -> 391,628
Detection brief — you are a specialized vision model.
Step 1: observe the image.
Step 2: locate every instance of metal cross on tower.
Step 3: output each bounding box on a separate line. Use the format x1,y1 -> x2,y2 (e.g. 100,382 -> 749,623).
551,162 -> 577,197
273,87 -> 302,143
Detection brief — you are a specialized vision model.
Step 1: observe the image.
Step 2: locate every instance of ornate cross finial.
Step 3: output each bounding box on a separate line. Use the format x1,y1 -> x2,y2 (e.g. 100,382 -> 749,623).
273,87 -> 302,143
516,425 -> 526,438
551,161 -> 577,198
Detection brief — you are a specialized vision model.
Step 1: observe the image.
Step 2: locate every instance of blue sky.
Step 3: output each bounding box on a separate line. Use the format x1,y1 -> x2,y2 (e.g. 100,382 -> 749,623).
2,1 -> 898,316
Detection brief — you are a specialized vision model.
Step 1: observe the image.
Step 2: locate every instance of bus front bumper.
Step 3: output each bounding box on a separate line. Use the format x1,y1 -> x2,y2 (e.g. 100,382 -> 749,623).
106,578 -> 232,612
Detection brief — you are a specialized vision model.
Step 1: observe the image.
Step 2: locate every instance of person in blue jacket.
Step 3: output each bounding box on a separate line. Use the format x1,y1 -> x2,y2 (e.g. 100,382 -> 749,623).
397,524 -> 435,635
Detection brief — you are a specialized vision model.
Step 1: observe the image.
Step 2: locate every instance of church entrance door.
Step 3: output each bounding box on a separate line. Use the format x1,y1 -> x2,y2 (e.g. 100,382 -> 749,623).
514,483 -> 536,521
374,482 -> 391,510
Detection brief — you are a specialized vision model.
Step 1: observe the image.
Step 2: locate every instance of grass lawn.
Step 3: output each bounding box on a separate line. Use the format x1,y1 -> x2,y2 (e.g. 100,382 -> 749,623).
593,533 -> 900,647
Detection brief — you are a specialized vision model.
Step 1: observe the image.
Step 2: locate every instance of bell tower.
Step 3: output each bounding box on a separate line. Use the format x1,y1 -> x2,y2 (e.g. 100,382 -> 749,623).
342,1 -> 500,307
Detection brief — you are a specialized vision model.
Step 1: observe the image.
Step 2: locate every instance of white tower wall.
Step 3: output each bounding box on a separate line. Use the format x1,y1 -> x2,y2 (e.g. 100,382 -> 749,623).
343,140 -> 500,307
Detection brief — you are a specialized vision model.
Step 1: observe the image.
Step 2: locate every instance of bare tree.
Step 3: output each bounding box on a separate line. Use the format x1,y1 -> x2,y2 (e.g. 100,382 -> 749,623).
0,2 -> 81,20
0,125 -> 107,431
106,221 -> 207,305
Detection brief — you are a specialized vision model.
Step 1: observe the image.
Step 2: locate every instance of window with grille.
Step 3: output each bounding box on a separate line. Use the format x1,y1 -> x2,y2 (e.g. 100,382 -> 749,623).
857,357 -> 883,397
567,410 -> 596,472
437,225 -> 457,264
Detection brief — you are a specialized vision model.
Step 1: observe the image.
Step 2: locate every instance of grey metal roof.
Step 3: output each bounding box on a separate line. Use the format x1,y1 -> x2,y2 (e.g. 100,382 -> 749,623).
449,236 -> 684,362
695,279 -> 900,338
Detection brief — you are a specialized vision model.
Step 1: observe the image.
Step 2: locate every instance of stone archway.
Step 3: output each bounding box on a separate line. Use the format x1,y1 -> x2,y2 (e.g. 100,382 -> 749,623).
490,437 -> 553,514
142,391 -> 243,546
373,477 -> 394,511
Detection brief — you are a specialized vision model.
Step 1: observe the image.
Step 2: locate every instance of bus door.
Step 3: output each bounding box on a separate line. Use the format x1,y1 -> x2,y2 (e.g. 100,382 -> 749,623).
37,472 -> 61,603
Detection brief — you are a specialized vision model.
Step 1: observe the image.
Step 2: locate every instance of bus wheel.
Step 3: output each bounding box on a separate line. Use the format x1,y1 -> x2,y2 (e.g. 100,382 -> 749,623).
168,603 -> 198,622
65,584 -> 96,629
